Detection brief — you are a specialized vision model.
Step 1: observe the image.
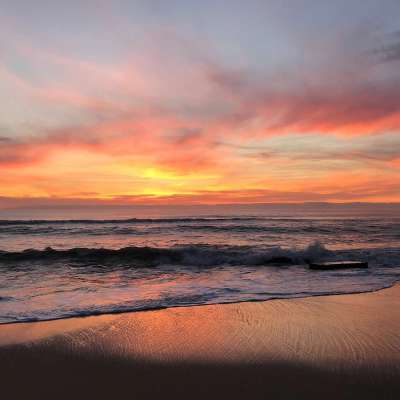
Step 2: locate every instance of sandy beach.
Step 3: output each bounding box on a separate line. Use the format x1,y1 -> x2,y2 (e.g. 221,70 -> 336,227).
1,284 -> 399,399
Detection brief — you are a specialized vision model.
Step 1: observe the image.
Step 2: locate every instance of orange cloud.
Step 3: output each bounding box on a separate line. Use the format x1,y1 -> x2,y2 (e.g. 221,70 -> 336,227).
1,26 -> 400,204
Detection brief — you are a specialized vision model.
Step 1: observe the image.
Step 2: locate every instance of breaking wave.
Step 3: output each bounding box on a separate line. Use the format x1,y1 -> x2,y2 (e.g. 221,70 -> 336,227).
0,242 -> 331,267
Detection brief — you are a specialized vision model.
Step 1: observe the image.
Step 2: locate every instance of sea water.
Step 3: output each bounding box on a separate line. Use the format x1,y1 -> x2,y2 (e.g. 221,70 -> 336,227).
0,204 -> 399,323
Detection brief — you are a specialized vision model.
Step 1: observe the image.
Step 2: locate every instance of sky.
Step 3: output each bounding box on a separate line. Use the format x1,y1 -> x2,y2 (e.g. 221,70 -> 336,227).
1,0 -> 400,207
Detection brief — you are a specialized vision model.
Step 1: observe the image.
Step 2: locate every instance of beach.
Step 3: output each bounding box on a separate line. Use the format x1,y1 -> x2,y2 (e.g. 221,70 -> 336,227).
1,284 -> 399,399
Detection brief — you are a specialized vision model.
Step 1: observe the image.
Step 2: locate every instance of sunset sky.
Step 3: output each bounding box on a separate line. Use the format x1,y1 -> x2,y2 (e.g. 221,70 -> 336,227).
1,0 -> 400,207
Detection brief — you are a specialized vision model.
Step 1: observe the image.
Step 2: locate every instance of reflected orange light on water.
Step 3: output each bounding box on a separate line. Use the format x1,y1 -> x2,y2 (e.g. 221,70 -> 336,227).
2,286 -> 399,369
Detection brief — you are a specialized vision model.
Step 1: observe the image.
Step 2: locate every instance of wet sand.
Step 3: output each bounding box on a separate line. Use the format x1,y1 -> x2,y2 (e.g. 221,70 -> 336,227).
1,285 -> 399,399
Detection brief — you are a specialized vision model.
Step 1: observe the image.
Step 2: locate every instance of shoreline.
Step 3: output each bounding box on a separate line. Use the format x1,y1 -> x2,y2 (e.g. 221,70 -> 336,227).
1,280 -> 398,327
1,284 -> 399,399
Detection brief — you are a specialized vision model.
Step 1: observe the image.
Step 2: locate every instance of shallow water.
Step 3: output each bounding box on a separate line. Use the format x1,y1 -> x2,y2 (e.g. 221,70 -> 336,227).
0,206 -> 399,323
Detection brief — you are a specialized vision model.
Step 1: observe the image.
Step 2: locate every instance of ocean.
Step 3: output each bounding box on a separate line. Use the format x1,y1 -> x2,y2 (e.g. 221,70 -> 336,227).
0,204 -> 399,324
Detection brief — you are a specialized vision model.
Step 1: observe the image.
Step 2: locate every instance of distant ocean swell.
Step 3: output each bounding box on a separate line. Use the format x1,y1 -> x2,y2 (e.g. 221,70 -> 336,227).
0,217 -> 261,225
1,218 -> 400,239
0,225 -> 368,236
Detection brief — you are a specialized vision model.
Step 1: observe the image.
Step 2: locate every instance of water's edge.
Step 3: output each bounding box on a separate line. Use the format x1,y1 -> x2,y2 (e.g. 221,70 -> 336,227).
1,281 -> 398,326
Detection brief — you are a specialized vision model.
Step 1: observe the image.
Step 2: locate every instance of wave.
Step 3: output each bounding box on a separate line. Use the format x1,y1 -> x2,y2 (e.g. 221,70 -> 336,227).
0,242 -> 332,267
0,217 -> 262,226
0,222 -> 379,236
0,296 -> 14,301
0,226 -> 144,236
2,217 -> 395,226
176,224 -> 342,234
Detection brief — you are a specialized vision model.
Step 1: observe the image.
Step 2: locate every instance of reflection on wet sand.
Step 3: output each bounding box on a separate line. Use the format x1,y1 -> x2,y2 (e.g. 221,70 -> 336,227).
2,284 -> 400,366
1,285 -> 399,399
